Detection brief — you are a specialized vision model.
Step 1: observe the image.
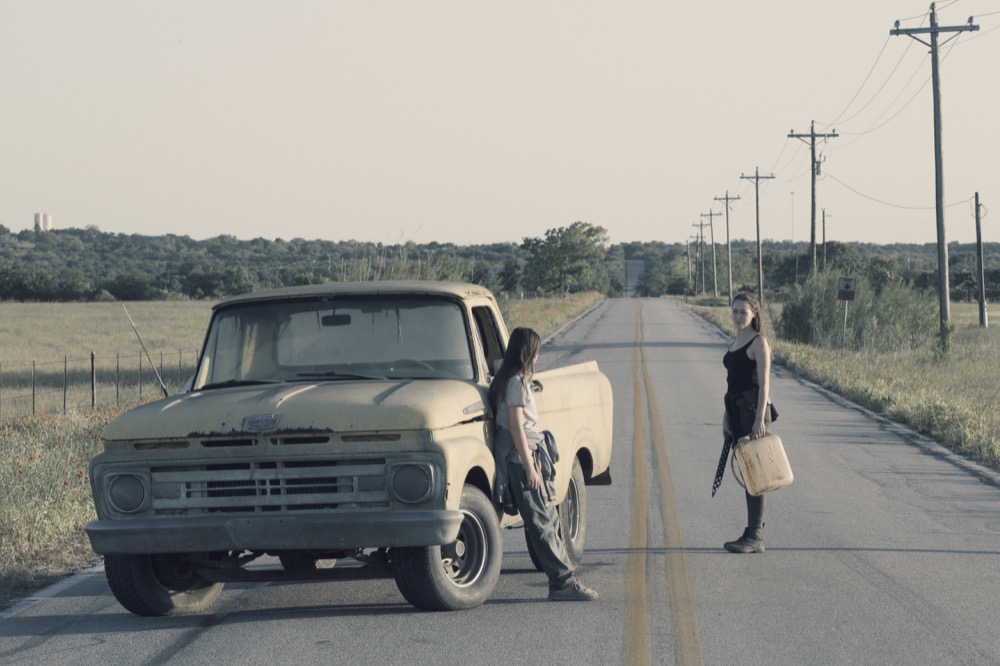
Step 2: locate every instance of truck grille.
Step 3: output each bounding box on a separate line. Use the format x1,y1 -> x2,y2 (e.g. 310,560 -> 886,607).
149,458 -> 388,515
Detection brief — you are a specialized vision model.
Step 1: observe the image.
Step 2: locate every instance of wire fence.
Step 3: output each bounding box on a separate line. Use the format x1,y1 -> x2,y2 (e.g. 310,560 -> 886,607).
0,349 -> 200,420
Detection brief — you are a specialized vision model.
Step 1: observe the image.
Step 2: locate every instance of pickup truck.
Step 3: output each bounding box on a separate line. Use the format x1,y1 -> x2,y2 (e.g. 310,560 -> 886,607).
86,281 -> 613,614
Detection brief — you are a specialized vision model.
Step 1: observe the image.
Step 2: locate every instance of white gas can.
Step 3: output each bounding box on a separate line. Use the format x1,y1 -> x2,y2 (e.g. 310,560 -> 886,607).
733,433 -> 793,496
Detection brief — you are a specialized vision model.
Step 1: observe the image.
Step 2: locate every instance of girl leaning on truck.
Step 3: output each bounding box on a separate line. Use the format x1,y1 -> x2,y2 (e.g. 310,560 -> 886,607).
489,327 -> 599,601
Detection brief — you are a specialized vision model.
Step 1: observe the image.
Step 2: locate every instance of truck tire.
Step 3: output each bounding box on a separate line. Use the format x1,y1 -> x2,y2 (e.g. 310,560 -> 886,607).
525,457 -> 588,571
392,485 -> 502,611
104,553 -> 224,617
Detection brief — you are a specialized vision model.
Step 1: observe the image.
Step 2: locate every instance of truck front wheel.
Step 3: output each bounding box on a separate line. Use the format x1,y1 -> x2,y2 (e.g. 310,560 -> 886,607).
392,485 -> 502,611
104,553 -> 224,616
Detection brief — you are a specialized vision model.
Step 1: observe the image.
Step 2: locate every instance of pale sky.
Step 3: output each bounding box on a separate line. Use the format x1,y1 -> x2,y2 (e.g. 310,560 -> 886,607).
2,1 -> 998,248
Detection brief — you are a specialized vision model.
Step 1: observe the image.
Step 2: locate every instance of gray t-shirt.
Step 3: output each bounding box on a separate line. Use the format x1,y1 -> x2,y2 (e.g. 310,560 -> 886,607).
495,373 -> 542,449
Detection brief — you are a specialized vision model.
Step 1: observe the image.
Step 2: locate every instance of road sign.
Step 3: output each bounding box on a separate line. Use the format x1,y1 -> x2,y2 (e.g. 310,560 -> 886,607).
838,277 -> 856,301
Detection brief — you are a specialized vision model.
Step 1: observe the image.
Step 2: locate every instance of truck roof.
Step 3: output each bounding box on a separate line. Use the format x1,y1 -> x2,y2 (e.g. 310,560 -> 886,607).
214,280 -> 496,311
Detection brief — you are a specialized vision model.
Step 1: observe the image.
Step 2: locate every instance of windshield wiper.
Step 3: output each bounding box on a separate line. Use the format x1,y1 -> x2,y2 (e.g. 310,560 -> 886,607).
197,379 -> 282,391
294,371 -> 386,381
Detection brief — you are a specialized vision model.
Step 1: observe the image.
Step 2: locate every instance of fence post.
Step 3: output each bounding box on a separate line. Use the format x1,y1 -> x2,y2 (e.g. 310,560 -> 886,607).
91,351 -> 97,410
116,353 -> 120,406
32,360 -> 36,415
0,361 -> 3,420
63,355 -> 68,415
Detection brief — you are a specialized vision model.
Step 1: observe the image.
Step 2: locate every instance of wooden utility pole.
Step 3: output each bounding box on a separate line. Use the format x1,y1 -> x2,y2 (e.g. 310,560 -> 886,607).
686,238 -> 692,292
891,5 -> 978,341
692,221 -> 706,294
788,120 -> 838,275
822,208 -> 830,272
740,167 -> 775,304
701,210 -> 721,299
975,192 -> 987,328
714,191 -> 741,305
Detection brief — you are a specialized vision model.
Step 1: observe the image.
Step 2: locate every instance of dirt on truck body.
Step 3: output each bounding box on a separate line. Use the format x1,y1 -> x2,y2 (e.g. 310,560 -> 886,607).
86,281 -> 613,614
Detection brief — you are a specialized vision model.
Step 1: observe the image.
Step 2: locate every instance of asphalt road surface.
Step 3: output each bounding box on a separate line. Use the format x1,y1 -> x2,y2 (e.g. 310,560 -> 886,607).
4,298 -> 1000,665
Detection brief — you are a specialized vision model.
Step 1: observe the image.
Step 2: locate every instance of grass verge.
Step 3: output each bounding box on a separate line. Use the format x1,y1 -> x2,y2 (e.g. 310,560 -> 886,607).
0,408 -> 117,610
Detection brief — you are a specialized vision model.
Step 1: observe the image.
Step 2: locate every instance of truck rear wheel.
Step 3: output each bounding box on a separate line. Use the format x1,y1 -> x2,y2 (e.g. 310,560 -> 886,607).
104,553 -> 224,617
525,457 -> 587,570
392,485 -> 502,611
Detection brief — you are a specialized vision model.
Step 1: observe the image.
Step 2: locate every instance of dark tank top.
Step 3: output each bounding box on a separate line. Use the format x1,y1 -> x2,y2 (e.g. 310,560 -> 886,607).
723,337 -> 757,395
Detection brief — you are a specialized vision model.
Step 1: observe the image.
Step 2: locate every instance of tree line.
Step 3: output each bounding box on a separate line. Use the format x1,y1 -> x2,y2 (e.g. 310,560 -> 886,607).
0,223 -> 998,303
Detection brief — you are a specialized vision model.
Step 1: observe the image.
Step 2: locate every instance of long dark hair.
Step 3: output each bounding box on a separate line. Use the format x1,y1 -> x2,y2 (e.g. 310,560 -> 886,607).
488,327 -> 541,415
733,292 -> 762,333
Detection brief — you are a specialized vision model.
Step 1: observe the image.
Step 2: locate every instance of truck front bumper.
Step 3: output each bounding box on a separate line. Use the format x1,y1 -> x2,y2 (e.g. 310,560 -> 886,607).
85,509 -> 464,555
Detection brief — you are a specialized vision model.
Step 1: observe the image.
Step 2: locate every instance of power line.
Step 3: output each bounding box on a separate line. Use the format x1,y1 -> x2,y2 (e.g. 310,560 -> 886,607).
828,51 -> 930,136
821,36 -> 893,129
824,171 -> 969,210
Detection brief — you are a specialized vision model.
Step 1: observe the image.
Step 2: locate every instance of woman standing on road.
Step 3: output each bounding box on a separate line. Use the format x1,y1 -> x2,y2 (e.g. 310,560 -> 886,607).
716,292 -> 773,553
489,327 -> 598,601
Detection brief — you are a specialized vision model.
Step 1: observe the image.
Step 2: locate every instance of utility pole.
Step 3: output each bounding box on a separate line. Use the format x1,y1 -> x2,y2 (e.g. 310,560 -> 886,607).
790,191 -> 794,242
891,5 -> 978,343
788,120 -> 838,275
701,210 -> 721,299
692,221 -> 706,294
714,191 -> 741,305
686,238 -> 692,293
740,167 -> 775,304
822,208 -> 830,272
975,192 -> 987,328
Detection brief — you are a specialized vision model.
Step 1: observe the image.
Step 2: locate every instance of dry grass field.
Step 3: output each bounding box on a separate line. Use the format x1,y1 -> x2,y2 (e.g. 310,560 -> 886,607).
0,291 -> 603,609
0,301 -> 215,418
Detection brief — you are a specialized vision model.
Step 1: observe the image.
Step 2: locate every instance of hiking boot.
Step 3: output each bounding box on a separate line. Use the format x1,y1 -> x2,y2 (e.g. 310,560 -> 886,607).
549,578 -> 599,601
724,527 -> 765,553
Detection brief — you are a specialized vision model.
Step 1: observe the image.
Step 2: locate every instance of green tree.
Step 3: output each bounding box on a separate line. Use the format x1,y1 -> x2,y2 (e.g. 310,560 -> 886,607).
863,256 -> 901,296
521,222 -> 610,294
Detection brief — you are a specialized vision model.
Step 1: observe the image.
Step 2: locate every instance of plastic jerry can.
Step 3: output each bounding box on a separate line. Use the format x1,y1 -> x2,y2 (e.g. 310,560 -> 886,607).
733,433 -> 793,496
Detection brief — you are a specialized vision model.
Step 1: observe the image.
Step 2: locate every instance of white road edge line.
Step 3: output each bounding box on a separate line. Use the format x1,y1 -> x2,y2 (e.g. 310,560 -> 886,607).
2,563 -> 105,620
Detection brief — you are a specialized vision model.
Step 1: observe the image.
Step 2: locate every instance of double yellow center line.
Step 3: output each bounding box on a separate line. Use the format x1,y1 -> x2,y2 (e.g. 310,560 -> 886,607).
624,302 -> 703,666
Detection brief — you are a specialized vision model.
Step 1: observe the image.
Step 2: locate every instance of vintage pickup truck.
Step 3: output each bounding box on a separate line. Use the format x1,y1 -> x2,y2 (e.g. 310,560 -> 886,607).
86,281 -> 613,614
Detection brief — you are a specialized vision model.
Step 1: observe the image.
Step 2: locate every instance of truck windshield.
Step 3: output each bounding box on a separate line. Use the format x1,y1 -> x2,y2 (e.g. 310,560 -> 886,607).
193,296 -> 475,388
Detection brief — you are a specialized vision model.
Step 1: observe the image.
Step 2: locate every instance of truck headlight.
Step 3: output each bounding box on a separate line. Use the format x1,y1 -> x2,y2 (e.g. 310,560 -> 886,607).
390,464 -> 433,504
107,473 -> 148,514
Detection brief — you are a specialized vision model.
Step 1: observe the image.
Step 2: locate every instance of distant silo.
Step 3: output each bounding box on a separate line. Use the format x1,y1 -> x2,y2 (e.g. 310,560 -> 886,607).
34,213 -> 53,232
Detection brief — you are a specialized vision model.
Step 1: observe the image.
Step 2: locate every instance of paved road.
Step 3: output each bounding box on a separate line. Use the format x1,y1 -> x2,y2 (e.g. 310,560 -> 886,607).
4,297 -> 1000,665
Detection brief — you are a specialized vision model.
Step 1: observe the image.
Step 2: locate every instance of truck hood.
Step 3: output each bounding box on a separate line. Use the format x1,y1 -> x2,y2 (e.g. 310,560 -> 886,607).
102,380 -> 489,441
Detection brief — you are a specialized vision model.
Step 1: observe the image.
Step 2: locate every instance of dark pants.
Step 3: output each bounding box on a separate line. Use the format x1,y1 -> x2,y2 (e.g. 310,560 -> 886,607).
507,460 -> 574,590
725,388 -> 770,529
746,491 -> 765,529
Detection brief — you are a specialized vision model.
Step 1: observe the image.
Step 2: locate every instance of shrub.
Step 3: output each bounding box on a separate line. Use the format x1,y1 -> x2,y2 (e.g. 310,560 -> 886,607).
777,273 -> 936,352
